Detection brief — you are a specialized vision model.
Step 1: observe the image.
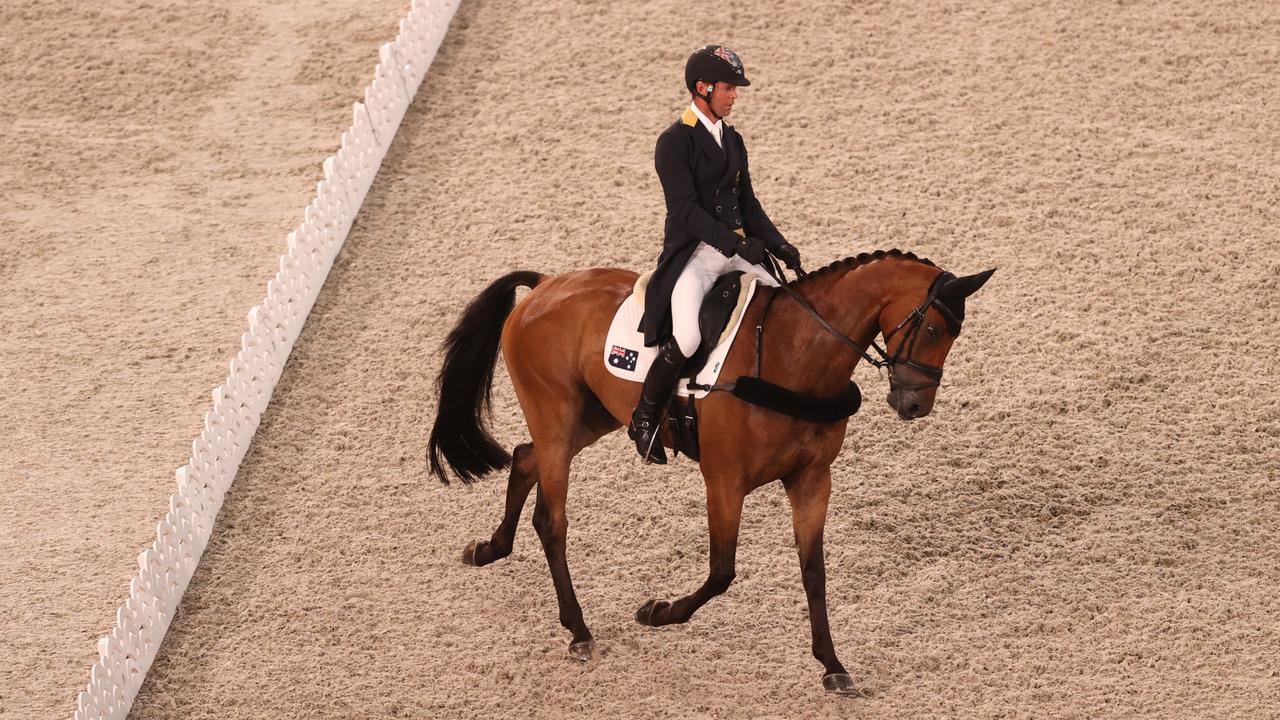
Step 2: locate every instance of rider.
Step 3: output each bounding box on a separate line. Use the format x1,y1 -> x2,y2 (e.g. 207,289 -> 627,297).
629,44 -> 803,464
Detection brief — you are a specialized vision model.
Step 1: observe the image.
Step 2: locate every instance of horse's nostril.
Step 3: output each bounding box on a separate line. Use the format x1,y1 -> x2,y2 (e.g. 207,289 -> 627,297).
908,403 -> 921,417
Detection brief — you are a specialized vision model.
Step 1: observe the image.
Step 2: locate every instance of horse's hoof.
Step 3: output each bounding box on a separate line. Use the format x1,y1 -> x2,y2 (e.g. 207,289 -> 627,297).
822,672 -> 857,696
568,638 -> 599,662
461,540 -> 485,566
635,598 -> 670,626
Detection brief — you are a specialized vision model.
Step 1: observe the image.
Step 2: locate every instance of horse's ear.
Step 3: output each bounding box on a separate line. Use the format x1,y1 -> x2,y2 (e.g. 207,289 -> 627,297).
942,268 -> 996,299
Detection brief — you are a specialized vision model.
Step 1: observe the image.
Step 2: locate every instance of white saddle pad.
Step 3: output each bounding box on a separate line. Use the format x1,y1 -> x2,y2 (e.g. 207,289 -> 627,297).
603,271 -> 762,399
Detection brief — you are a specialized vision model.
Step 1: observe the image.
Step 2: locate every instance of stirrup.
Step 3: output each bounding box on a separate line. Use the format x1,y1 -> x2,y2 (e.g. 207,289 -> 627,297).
628,337 -> 684,465
629,415 -> 668,464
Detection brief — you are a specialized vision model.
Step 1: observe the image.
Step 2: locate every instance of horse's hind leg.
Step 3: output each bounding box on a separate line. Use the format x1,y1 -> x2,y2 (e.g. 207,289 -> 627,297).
635,469 -> 746,627
462,442 -> 538,566
503,383 -> 618,659
530,440 -> 598,660
463,392 -> 619,568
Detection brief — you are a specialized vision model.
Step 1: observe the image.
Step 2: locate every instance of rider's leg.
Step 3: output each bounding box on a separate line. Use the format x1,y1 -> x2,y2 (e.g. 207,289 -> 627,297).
626,337 -> 685,464
725,253 -> 782,287
628,244 -> 724,463
668,245 -> 725,356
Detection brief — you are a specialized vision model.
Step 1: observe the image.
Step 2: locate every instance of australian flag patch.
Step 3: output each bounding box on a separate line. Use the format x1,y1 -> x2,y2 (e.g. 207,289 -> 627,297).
608,344 -> 639,372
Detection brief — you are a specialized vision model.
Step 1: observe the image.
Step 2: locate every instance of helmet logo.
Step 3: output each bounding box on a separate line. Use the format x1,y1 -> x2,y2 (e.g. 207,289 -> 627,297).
713,46 -> 744,74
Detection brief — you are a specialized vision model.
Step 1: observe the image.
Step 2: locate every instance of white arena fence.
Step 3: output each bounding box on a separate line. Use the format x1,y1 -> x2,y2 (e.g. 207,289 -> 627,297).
72,1 -> 461,717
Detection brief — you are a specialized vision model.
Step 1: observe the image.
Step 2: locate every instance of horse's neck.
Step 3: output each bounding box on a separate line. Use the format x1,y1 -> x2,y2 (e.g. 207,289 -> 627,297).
765,263 -> 894,395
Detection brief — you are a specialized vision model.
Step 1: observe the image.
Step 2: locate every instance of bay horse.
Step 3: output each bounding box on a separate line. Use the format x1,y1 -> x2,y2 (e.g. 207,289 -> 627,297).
427,249 -> 994,694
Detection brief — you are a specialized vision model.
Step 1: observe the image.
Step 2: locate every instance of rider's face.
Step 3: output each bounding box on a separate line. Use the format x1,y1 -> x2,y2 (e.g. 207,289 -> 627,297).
703,81 -> 738,117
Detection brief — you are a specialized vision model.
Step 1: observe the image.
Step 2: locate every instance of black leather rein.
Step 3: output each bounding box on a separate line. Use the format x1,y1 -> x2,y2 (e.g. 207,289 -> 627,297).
686,259 -> 957,422
772,262 -> 957,390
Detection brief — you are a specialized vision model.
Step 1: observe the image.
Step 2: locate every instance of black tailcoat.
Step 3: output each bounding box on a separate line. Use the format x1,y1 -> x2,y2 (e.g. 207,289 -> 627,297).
639,107 -> 785,347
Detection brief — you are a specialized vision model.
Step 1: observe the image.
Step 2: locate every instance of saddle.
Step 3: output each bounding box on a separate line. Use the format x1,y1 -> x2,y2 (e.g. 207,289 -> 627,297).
628,270 -> 751,377
606,270 -> 761,463
604,270 -> 761,397
687,271 -> 747,377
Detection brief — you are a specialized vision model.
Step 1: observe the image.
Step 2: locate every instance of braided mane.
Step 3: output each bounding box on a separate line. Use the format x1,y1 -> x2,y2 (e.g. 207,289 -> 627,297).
786,248 -> 937,288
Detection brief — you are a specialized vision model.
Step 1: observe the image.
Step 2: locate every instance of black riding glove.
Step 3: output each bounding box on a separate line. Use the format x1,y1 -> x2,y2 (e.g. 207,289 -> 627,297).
734,235 -> 767,265
773,242 -> 803,272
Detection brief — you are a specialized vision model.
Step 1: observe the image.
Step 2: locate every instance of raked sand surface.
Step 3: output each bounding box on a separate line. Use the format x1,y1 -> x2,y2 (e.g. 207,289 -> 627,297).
1,0 -> 406,716
5,0 -> 1280,718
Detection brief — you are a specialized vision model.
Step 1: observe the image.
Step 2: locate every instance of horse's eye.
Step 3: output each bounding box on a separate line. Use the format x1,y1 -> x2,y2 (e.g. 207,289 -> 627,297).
926,325 -> 938,337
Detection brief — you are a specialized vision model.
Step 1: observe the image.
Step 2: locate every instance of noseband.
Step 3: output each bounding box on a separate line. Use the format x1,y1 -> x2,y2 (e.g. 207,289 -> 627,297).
772,264 -> 959,391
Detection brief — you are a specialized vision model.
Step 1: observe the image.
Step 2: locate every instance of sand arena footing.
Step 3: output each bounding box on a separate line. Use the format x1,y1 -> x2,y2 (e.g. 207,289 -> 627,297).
70,2 -> 460,717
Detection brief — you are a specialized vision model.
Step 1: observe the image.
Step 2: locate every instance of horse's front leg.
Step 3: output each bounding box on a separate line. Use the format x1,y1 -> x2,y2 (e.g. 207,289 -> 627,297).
784,464 -> 856,695
635,472 -> 745,626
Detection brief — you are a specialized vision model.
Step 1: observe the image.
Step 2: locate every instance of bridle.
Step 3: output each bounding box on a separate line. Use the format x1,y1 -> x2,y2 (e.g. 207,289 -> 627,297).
766,261 -> 960,391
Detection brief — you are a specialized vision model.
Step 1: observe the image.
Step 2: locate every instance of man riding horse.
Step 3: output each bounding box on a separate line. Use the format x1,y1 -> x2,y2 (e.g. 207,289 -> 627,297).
630,44 -> 803,464
426,42 -> 997,694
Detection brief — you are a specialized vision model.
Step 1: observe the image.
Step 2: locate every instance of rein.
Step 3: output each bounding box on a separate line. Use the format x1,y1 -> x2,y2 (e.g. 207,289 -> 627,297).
765,257 -> 955,390
685,256 -> 956,421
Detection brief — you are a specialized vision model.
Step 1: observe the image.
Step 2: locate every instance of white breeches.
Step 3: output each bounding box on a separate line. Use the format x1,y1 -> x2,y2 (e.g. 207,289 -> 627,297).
670,241 -> 781,357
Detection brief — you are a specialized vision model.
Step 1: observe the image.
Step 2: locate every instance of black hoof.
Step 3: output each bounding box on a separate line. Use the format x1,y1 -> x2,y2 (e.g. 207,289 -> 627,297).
635,598 -> 670,626
568,638 -> 599,662
822,672 -> 857,696
461,540 -> 486,566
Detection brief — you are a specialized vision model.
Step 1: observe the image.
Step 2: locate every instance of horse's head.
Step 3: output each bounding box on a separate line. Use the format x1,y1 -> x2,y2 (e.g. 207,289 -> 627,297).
878,267 -> 995,420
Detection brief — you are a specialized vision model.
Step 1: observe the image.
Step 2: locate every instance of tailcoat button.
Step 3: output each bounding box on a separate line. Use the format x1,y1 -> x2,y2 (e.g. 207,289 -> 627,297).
735,219 -> 742,226
715,205 -> 722,213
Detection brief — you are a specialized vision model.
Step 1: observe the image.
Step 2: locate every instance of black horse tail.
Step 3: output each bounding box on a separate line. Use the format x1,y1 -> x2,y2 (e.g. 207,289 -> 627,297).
427,270 -> 543,484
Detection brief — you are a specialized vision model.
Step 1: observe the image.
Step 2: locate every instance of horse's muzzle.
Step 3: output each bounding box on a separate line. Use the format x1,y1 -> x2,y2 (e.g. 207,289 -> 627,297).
886,387 -> 932,421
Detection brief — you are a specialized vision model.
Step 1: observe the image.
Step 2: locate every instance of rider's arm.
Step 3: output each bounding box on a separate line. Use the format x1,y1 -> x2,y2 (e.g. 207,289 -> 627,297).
737,141 -> 787,250
655,129 -> 743,257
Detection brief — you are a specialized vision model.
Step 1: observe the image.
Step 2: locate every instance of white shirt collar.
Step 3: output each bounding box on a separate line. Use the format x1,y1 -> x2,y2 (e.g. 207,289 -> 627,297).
689,102 -> 723,148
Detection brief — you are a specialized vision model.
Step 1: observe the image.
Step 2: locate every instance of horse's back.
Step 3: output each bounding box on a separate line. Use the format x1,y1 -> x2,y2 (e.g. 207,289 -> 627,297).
535,267 -> 637,301
510,268 -> 635,323
503,267 -> 637,356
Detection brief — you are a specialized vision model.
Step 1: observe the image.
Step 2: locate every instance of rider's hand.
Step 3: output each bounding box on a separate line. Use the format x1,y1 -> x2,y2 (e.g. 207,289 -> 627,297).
774,242 -> 802,272
735,236 -> 767,265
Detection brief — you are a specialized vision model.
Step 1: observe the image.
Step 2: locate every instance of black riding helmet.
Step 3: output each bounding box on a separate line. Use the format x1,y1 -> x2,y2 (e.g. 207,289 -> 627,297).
684,45 -> 750,115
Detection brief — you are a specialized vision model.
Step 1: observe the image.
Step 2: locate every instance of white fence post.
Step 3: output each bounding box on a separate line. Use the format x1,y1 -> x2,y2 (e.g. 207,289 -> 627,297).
71,1 -> 461,717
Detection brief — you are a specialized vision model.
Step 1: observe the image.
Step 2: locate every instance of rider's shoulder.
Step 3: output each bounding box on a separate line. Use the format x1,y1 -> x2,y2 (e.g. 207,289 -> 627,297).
657,116 -> 695,146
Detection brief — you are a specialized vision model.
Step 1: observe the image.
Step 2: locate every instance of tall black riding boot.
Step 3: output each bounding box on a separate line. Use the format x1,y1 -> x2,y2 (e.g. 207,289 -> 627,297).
628,338 -> 687,464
